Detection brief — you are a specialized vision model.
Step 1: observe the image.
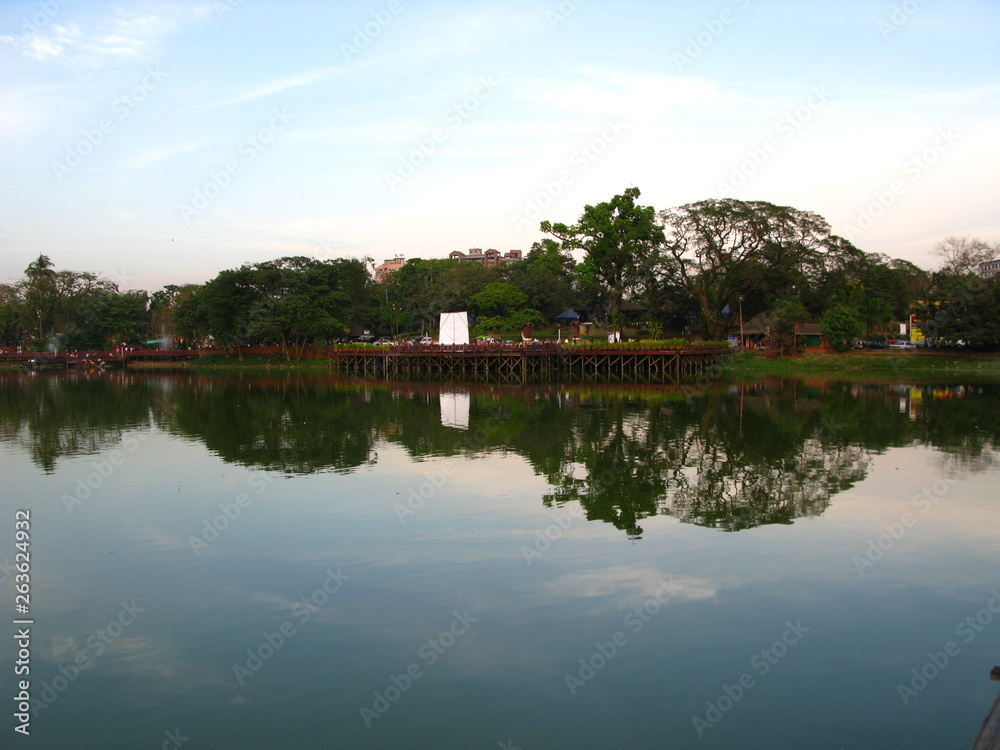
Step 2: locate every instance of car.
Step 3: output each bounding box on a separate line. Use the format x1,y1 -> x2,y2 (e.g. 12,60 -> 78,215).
888,341 -> 916,350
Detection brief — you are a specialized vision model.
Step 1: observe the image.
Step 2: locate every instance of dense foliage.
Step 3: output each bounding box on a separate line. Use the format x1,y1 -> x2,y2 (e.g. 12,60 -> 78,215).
1,194 -> 997,355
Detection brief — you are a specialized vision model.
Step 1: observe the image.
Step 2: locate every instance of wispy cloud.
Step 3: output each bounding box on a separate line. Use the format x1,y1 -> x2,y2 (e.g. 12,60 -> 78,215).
2,5 -> 210,64
0,32 -> 64,61
209,66 -> 345,107
129,139 -> 209,169
529,69 -> 732,117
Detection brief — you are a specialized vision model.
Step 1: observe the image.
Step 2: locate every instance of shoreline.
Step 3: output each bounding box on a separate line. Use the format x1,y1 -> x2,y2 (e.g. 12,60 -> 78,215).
7,350 -> 1000,380
716,350 -> 1000,379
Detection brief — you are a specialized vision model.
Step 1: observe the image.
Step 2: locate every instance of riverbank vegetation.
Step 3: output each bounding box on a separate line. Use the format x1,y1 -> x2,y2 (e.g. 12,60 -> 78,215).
1,191 -> 997,358
717,350 -> 1000,378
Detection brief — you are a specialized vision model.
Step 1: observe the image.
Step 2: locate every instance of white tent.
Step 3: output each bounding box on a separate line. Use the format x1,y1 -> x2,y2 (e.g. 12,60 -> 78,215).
438,311 -> 470,345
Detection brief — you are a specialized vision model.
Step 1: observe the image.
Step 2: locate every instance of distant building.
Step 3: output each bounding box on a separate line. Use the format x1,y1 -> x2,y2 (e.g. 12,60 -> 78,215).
979,259 -> 1000,279
448,248 -> 523,267
374,256 -> 405,282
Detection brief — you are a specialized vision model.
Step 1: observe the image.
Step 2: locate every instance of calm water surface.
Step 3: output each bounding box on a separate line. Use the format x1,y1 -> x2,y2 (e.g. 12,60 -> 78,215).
1,371 -> 998,749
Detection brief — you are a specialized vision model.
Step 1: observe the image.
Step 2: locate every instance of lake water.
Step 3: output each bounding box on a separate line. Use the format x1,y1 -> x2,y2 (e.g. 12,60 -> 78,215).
1,370 -> 998,749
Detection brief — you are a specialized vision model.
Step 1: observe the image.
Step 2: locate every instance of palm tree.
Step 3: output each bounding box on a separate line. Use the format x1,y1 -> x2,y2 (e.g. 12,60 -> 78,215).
24,255 -> 57,337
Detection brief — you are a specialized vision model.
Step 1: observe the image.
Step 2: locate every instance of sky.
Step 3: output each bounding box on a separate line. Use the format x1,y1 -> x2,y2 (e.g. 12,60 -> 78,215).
1,0 -> 998,293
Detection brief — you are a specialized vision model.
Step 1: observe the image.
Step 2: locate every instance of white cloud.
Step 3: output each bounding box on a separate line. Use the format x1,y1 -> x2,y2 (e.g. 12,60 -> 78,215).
0,32 -> 65,60
537,566 -> 720,609
2,6 -> 209,64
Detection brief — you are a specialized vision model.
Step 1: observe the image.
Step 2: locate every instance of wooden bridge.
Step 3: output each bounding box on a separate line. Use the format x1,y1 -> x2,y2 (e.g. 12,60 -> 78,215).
327,342 -> 729,382
0,343 -> 730,381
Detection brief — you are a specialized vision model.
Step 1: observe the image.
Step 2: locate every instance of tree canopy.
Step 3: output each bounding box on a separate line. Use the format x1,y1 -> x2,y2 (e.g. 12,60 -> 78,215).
655,199 -> 861,339
1,191 -> 996,352
541,187 -> 663,330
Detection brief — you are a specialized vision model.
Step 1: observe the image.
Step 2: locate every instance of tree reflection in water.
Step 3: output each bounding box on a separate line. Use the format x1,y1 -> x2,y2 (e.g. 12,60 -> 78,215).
0,371 -> 995,535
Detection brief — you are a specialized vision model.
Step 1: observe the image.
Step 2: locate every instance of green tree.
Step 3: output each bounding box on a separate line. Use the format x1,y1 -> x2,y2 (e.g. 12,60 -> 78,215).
248,259 -> 351,358
199,267 -> 259,357
378,259 -> 458,336
431,261 -> 495,315
767,300 -> 810,355
173,286 -> 208,346
657,199 -> 857,339
501,240 -> 581,319
23,255 -> 57,337
541,187 -> 663,329
150,284 -> 202,346
0,284 -> 25,345
917,275 -> 1000,350
92,290 -> 150,347
821,305 -> 862,351
471,282 -> 528,317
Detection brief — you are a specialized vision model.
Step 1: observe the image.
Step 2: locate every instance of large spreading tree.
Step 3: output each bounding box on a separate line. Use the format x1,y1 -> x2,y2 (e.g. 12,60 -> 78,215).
655,199 -> 860,339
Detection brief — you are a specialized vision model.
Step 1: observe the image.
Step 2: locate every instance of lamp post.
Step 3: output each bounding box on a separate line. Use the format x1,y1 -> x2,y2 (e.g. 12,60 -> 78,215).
737,295 -> 745,348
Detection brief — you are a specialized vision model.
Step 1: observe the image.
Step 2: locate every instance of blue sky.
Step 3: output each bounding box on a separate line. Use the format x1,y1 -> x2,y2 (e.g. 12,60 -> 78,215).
1,0 -> 998,291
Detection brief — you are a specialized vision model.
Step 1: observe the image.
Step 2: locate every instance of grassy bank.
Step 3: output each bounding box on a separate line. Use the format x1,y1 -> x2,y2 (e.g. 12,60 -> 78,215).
186,353 -> 332,370
716,350 -> 1000,379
